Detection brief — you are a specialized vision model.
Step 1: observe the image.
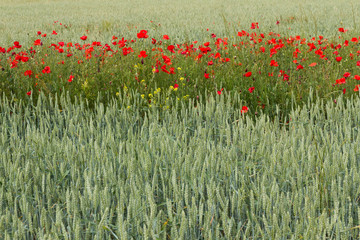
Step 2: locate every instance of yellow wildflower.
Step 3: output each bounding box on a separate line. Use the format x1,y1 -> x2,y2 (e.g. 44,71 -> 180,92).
82,79 -> 88,89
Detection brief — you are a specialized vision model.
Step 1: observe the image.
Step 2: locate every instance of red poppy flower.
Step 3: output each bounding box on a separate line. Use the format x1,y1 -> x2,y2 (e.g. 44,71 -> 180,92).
354,85 -> 360,92
217,88 -> 224,95
251,22 -> 259,29
42,66 -> 51,74
80,36 -> 87,41
138,50 -> 148,58
244,72 -> 252,77
137,30 -> 148,39
161,65 -> 168,73
217,90 -> 222,95
20,56 -> 29,63
335,78 -> 346,85
24,70 -> 33,78
208,60 -> 213,66
37,31 -> 41,35
357,61 -> 360,66
335,57 -> 342,62
10,60 -> 18,69
68,75 -> 74,82
169,67 -> 175,74
52,30 -> 58,35
270,60 -> 278,67
343,72 -> 351,78
354,75 -> 360,80
162,55 -> 171,65
34,39 -> 42,46
343,88 -> 346,94
163,35 -> 169,40
296,64 -> 304,70
167,45 -> 175,53
174,83 -> 179,89
26,91 -> 31,96
151,38 -> 157,44
122,47 -> 133,56
248,87 -> 255,93
241,106 -> 249,114
338,28 -> 347,33
204,73 -> 209,79
13,41 -> 21,48
309,62 -> 317,67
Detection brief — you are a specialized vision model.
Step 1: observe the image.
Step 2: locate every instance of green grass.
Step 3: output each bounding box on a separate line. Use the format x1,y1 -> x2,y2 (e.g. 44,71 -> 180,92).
2,92 -> 360,238
1,0 -> 360,238
1,92 -> 360,239
1,0 -> 360,45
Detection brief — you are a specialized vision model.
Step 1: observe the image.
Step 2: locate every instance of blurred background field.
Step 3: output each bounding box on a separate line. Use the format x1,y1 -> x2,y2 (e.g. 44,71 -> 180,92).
1,0 -> 360,45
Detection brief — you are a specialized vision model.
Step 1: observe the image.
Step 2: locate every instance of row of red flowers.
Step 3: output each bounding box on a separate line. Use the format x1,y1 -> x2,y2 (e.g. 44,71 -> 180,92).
1,21 -> 360,118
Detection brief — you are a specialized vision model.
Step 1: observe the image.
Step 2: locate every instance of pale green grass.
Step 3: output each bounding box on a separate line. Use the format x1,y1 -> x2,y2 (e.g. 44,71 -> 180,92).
1,92 -> 360,238
0,0 -> 360,45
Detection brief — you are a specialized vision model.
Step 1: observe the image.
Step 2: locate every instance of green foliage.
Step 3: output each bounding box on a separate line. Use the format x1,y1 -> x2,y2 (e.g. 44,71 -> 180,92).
1,92 -> 360,238
1,1 -> 360,238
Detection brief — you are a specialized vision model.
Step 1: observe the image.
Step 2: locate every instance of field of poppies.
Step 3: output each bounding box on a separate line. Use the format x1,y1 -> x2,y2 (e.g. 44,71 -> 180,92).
2,21 -> 360,122
1,0 -> 360,123
1,0 -> 360,239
